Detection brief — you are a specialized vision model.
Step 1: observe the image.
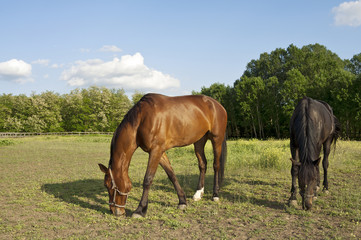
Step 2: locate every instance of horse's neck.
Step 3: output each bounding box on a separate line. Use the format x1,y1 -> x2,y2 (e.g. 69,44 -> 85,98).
111,123 -> 138,191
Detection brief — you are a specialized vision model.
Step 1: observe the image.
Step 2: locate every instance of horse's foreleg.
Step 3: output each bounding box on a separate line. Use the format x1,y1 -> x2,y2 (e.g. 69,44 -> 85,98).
159,153 -> 187,209
133,150 -> 162,218
193,136 -> 207,201
299,182 -> 306,210
314,163 -> 320,200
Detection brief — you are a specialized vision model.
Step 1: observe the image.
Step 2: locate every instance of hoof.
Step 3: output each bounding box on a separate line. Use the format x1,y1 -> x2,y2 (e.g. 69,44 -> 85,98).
289,200 -> 298,207
178,204 -> 187,210
132,213 -> 143,219
193,196 -> 202,201
193,188 -> 204,201
305,205 -> 312,211
212,197 -> 220,202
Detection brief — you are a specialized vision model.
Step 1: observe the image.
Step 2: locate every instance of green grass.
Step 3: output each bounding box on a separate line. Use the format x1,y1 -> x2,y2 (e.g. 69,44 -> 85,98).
0,136 -> 360,239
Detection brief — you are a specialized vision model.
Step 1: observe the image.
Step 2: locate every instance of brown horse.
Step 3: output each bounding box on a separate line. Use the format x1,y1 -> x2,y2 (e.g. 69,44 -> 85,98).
98,93 -> 227,217
289,97 -> 340,210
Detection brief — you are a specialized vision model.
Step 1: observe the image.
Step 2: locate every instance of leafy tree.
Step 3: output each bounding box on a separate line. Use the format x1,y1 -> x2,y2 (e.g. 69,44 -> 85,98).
200,83 -> 227,104
0,86 -> 132,133
81,86 -> 112,131
0,94 -> 14,131
234,76 -> 265,138
29,91 -> 63,132
109,89 -> 132,131
231,43 -> 357,138
345,53 -> 361,75
132,91 -> 145,105
61,89 -> 88,131
61,86 -> 131,132
281,69 -> 307,118
263,76 -> 283,138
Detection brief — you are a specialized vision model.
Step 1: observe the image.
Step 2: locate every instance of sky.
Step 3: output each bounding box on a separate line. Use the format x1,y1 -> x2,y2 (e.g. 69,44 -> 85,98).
1,0 -> 361,97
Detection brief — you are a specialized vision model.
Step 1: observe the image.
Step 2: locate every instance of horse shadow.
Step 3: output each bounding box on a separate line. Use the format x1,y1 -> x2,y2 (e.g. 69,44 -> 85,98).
42,174 -> 285,214
149,174 -> 286,210
221,177 -> 286,210
42,179 -> 110,214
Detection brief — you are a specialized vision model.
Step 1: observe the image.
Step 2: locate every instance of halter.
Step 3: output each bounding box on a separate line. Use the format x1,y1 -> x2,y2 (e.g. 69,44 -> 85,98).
108,169 -> 129,208
301,193 -> 314,199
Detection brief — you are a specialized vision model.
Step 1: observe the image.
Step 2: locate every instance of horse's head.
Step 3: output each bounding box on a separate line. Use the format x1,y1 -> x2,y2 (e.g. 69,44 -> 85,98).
98,163 -> 129,217
290,157 -> 321,210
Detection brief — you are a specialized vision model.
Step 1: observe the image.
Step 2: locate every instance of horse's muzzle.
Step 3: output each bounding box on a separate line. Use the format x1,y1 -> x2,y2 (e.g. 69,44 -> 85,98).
304,196 -> 313,210
111,207 -> 125,217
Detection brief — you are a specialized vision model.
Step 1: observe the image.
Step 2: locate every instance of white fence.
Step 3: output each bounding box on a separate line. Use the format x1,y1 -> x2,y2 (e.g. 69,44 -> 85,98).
0,132 -> 113,138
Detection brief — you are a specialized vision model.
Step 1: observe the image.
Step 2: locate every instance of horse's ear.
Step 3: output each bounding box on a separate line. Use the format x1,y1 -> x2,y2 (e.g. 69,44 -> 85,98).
290,158 -> 301,166
313,157 -> 321,166
98,163 -> 108,174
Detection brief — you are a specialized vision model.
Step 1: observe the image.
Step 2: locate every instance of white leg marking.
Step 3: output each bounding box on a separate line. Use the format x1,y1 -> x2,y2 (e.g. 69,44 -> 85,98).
193,187 -> 204,201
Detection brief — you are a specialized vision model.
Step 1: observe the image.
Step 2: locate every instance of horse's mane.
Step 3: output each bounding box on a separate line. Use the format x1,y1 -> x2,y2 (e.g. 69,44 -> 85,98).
293,98 -> 316,162
108,94 -> 155,168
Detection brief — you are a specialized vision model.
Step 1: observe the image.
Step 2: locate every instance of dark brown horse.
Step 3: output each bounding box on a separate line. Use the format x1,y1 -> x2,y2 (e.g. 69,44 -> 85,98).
289,97 -> 340,210
99,93 -> 227,217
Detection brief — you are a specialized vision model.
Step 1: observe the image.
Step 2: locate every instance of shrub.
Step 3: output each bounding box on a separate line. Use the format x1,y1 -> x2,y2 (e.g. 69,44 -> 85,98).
0,139 -> 15,146
257,147 -> 284,169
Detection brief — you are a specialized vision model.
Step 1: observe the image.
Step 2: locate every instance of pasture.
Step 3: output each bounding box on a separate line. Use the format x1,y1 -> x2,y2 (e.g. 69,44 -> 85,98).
0,136 -> 360,239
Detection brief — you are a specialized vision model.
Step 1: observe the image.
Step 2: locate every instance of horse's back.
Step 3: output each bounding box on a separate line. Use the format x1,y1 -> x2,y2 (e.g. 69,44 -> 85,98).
291,97 -> 335,148
292,97 -> 333,125
308,98 -> 334,133
137,94 -> 227,150
140,93 -> 226,123
142,93 -> 223,110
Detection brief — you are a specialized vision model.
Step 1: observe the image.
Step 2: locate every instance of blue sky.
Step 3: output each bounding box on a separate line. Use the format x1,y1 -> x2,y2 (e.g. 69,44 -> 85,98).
1,1 -> 361,97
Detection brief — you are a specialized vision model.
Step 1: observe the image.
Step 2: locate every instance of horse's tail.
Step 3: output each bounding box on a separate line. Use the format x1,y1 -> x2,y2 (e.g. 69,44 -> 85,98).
295,98 -> 317,184
218,134 -> 227,186
332,115 -> 341,149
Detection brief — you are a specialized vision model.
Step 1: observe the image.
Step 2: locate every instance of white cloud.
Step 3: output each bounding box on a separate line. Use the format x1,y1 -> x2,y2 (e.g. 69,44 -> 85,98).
51,63 -> 64,69
61,53 -> 180,91
0,59 -> 33,83
99,45 -> 122,53
332,1 -> 361,26
80,48 -> 90,53
32,59 -> 50,66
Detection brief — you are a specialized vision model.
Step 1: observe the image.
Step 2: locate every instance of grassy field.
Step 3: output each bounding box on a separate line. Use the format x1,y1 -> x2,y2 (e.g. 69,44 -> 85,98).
0,136 -> 360,239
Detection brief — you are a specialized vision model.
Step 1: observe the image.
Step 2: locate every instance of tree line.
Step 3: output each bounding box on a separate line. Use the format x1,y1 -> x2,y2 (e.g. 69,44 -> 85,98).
197,44 -> 361,140
0,87 -> 144,133
1,44 -> 360,139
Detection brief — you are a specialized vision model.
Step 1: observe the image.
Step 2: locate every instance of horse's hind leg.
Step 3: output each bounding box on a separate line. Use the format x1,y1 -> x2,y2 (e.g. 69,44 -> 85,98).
159,153 -> 187,209
193,135 -> 208,201
289,143 -> 299,207
322,138 -> 332,193
211,135 -> 225,202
